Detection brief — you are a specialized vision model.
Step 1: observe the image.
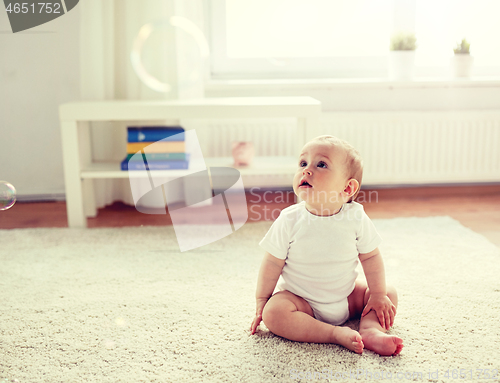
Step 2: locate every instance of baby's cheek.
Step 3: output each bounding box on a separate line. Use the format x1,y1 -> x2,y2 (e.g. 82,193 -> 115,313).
292,178 -> 302,197
292,173 -> 301,186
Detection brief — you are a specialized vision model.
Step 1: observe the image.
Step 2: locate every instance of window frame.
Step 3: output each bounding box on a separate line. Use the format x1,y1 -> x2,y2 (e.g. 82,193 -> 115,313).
207,0 -> 500,80
207,0 -> 391,80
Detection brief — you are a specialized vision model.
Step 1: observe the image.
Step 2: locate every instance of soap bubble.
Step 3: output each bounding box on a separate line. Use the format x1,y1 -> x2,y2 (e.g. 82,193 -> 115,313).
131,16 -> 210,93
0,181 -> 16,211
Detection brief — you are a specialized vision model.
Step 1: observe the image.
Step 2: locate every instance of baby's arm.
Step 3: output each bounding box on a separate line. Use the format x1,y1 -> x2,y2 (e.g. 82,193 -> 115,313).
359,248 -> 396,330
250,251 -> 285,334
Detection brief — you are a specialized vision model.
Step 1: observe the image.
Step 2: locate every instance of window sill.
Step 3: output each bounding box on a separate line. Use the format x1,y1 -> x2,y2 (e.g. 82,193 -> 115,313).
206,77 -> 500,91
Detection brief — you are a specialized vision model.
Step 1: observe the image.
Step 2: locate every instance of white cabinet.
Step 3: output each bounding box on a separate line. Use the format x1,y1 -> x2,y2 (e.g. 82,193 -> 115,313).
59,97 -> 321,227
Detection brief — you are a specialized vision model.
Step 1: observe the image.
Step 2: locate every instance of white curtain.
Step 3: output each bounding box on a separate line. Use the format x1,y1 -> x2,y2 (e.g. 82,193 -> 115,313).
79,0 -> 205,211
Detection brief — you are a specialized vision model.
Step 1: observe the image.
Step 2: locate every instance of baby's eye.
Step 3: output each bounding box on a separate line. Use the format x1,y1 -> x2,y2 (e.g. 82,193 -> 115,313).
299,161 -> 307,167
317,161 -> 327,168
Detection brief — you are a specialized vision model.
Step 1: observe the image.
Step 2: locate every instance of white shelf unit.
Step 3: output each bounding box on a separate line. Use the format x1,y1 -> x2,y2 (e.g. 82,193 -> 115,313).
59,97 -> 321,228
80,156 -> 297,179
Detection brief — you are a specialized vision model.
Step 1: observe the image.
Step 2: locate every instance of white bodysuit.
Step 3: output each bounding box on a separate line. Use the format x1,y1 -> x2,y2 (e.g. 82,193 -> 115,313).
259,201 -> 382,325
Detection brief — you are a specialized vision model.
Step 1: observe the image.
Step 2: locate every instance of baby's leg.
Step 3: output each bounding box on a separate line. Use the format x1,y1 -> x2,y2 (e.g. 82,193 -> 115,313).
262,290 -> 364,354
348,281 -> 403,356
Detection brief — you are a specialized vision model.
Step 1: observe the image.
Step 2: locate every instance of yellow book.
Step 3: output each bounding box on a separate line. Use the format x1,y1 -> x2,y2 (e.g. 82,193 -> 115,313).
127,141 -> 185,154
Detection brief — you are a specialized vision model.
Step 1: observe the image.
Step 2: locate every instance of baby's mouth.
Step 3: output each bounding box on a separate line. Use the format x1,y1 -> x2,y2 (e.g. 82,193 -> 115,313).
299,180 -> 312,188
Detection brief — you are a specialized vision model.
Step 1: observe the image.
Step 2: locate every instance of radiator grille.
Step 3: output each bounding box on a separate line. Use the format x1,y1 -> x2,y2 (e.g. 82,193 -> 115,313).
184,111 -> 500,186
322,112 -> 500,184
194,118 -> 296,158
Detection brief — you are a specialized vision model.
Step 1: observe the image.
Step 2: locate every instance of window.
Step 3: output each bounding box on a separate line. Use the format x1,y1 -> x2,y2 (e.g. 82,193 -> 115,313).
208,0 -> 500,79
209,0 -> 393,79
415,0 -> 500,75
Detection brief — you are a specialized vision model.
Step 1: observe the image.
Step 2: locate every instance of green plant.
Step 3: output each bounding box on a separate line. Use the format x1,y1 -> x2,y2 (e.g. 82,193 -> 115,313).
454,38 -> 470,54
390,32 -> 417,51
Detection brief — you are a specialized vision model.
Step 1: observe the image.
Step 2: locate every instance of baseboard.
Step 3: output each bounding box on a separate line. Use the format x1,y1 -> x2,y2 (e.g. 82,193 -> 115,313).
13,182 -> 500,203
16,193 -> 66,202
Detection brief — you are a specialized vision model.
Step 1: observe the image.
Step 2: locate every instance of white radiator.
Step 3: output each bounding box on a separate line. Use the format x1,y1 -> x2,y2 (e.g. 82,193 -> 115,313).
321,111 -> 500,185
194,118 -> 297,158
189,111 -> 500,187
189,118 -> 299,188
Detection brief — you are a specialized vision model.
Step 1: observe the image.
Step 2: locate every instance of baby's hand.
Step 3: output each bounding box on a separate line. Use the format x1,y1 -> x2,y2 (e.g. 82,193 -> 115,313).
361,293 -> 396,330
250,298 -> 268,335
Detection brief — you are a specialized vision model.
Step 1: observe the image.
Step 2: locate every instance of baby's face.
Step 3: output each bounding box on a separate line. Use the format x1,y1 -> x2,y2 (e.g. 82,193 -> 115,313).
293,141 -> 349,211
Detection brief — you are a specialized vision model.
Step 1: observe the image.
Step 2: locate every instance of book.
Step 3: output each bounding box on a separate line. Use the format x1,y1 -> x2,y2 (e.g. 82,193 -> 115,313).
121,158 -> 189,171
126,141 -> 185,154
125,152 -> 188,162
127,126 -> 185,143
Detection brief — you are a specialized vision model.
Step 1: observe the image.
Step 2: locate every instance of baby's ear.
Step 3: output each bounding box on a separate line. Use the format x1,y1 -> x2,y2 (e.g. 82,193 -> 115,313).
344,179 -> 360,199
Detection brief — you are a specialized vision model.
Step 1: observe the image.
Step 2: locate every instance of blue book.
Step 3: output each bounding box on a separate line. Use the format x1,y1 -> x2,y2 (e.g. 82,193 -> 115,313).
127,127 -> 185,143
126,152 -> 188,162
121,158 -> 189,171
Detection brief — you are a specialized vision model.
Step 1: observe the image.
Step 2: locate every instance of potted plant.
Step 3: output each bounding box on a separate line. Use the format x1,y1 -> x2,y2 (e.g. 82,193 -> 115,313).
388,32 -> 417,80
451,38 -> 473,78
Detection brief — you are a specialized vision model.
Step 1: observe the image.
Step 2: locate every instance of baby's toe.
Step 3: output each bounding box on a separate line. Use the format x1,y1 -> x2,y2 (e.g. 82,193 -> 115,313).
392,341 -> 404,356
353,336 -> 364,354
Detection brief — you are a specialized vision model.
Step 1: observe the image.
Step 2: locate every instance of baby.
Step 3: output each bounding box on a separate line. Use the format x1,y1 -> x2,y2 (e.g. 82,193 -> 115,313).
250,135 -> 403,356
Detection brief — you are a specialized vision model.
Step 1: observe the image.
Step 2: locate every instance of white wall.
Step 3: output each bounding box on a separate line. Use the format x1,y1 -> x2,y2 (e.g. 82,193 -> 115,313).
1,2 -> 499,201
0,5 -> 80,199
205,81 -> 500,112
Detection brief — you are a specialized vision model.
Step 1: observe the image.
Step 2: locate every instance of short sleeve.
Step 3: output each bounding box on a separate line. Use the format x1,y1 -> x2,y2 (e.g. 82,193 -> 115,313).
259,211 -> 291,260
356,210 -> 382,254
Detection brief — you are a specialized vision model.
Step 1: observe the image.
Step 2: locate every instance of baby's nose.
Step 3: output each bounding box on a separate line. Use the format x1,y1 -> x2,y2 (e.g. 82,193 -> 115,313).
303,168 -> 312,175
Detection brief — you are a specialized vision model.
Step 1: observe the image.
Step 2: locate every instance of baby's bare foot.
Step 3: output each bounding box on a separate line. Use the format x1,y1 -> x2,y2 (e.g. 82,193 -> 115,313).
332,326 -> 364,354
360,328 -> 403,356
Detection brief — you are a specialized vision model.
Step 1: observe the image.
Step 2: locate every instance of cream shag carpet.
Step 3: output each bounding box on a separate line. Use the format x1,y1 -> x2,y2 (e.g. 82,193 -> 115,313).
1,217 -> 499,383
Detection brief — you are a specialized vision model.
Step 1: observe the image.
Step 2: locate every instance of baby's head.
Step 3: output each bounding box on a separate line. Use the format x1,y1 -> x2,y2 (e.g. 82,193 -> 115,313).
314,135 -> 363,201
294,135 -> 363,207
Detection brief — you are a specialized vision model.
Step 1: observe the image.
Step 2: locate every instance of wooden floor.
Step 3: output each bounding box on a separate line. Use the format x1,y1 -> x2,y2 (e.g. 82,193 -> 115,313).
1,185 -> 499,247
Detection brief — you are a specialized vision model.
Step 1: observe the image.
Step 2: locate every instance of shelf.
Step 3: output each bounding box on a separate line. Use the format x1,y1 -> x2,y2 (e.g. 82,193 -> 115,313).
60,97 -> 321,227
60,97 -> 321,121
81,156 -> 297,179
